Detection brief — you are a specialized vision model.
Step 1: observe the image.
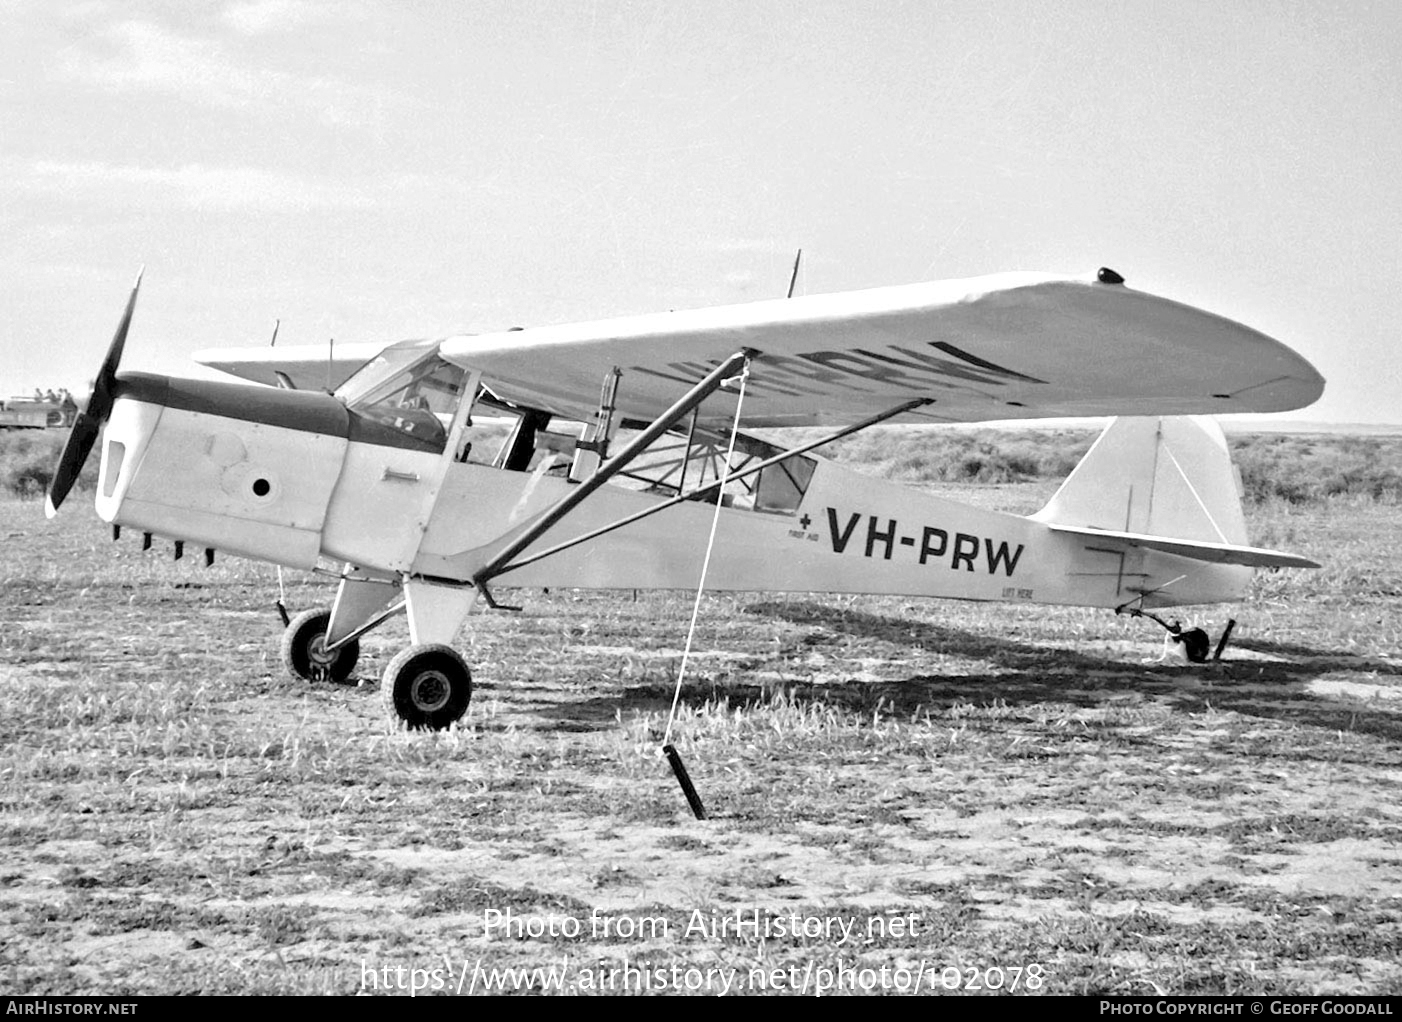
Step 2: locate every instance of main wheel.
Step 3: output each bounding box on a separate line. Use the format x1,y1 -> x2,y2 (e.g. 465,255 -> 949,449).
382,643 -> 472,730
281,607 -> 360,684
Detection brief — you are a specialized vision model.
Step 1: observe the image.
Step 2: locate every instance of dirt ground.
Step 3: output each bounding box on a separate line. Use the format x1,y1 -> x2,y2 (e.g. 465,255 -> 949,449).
1,494 -> 1399,996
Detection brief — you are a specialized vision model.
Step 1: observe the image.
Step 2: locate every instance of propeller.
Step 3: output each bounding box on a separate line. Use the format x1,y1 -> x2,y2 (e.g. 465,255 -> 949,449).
45,269 -> 144,519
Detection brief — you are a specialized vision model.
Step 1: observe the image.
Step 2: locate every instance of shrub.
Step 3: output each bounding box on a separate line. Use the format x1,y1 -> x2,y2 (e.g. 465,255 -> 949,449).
0,430 -> 97,499
796,425 -> 1402,508
1232,434 -> 1402,504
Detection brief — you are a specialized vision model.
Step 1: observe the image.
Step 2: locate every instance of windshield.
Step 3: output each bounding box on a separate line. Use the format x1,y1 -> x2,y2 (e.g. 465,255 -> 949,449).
336,339 -> 439,406
345,351 -> 467,452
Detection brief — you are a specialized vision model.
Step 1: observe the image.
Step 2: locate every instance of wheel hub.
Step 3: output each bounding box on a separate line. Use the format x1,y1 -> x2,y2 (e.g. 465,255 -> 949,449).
410,670 -> 452,712
308,635 -> 333,666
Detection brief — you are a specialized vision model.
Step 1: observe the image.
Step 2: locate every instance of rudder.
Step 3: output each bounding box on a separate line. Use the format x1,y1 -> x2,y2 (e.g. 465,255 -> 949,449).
1031,416 -> 1248,546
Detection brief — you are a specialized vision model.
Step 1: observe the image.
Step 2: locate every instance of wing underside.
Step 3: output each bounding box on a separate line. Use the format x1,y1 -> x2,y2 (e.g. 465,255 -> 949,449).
435,271 -> 1323,429
193,341 -> 392,391
191,271 -> 1323,431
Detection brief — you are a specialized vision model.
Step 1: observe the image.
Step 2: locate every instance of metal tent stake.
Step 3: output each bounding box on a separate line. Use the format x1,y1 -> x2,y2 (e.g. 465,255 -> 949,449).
663,744 -> 706,820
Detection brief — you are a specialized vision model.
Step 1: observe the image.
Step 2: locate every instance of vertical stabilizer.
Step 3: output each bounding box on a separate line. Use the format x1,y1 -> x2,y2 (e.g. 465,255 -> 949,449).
1031,417 -> 1247,545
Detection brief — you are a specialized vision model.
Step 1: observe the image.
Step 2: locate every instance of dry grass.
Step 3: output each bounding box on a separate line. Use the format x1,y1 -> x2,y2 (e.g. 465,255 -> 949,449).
1,432 -> 1400,995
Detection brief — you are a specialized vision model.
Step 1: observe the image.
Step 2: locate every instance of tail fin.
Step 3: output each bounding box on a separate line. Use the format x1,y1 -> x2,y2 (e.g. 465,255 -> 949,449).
1034,416 -> 1246,543
1032,417 -> 1317,570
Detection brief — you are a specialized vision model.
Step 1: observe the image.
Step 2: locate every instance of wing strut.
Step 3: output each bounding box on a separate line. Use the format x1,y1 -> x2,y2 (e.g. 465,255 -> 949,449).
472,350 -> 754,590
483,395 -> 933,579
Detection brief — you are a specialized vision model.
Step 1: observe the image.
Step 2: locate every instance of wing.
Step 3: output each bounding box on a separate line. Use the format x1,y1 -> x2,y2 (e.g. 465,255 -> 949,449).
193,341 -> 391,390
437,270 -> 1324,429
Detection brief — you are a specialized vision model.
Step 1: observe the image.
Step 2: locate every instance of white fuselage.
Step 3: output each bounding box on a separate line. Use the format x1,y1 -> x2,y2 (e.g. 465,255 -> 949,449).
95,386 -> 1250,614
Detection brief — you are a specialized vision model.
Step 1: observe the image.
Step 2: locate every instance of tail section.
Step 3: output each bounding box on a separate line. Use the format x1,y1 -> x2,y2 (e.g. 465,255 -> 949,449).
1035,416 -> 1246,543
1033,417 -> 1317,571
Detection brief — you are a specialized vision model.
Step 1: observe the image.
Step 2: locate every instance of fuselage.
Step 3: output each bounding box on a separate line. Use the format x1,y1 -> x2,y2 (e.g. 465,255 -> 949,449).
94,367 -> 1252,612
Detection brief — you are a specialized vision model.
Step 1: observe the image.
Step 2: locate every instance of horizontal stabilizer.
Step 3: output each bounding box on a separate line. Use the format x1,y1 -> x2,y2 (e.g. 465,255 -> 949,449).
1046,523 -> 1320,569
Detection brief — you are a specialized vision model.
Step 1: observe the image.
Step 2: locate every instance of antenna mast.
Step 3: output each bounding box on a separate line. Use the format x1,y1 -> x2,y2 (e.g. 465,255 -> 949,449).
786,248 -> 803,298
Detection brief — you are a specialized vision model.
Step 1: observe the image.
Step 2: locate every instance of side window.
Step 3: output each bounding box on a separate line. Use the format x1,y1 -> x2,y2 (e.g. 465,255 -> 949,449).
754,454 -> 816,513
612,429 -> 816,515
455,405 -> 558,470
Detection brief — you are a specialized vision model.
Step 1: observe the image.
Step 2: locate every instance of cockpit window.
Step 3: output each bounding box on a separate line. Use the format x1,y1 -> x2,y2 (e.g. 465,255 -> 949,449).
346,353 -> 466,452
337,340 -> 438,406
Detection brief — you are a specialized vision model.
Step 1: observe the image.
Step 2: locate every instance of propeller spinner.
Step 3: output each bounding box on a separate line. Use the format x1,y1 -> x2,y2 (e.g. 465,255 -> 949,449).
45,270 -> 144,519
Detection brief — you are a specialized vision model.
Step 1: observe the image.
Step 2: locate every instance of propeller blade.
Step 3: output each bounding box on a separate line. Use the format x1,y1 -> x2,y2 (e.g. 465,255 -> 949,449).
88,268 -> 144,422
44,412 -> 101,518
44,270 -> 144,518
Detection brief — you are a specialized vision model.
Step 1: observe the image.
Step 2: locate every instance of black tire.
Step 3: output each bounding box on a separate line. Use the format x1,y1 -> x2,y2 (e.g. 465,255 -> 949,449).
382,643 -> 472,730
281,607 -> 360,684
1178,627 -> 1212,664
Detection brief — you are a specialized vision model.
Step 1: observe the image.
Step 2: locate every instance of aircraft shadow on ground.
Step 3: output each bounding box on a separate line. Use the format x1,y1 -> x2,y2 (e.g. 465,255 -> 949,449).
540,599 -> 1402,746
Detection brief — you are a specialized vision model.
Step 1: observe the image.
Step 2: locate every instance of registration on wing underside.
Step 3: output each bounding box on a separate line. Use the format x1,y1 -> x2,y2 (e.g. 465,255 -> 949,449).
800,507 -> 1026,577
632,339 -> 1045,400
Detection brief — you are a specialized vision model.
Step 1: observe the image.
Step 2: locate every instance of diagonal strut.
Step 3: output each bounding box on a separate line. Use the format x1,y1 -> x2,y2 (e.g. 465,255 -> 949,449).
472,349 -> 754,588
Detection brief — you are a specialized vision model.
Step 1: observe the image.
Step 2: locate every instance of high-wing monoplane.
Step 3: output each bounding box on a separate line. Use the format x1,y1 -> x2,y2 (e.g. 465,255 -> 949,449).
47,268 -> 1324,729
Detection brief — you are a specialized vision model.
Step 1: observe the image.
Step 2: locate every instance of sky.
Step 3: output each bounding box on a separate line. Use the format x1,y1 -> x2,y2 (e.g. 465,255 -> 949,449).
3,0 -> 1398,424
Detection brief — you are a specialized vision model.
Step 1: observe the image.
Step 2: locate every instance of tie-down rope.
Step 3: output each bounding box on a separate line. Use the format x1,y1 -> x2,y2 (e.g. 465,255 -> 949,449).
662,358 -> 750,748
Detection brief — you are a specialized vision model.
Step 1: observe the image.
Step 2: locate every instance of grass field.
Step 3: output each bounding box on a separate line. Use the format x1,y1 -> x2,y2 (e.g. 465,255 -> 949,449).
1,429 -> 1400,996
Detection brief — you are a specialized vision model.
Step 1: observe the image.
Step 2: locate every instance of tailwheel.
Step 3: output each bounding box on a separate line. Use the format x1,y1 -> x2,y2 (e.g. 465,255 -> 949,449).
1117,604 -> 1218,664
281,607 -> 360,684
1177,627 -> 1212,664
382,643 -> 472,730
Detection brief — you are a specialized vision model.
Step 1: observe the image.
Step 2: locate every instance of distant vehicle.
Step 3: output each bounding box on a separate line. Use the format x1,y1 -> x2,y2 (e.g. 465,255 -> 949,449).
0,393 -> 77,430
